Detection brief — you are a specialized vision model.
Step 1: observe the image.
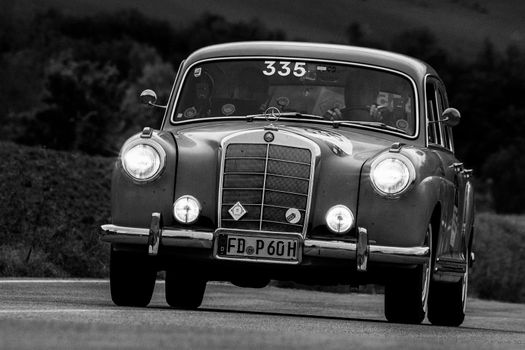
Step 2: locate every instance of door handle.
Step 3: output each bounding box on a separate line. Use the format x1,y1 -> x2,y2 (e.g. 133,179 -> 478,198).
462,169 -> 473,179
450,162 -> 464,173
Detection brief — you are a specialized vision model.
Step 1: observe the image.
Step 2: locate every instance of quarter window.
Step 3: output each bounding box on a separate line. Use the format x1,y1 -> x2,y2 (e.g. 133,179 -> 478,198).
426,81 -> 441,145
437,87 -> 454,151
435,87 -> 449,148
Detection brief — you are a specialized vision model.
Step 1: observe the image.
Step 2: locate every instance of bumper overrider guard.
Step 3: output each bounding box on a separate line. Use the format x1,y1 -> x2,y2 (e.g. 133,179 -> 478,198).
100,213 -> 430,271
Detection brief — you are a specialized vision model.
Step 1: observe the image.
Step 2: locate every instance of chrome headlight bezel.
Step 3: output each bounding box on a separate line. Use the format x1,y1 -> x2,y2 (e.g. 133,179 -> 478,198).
325,205 -> 355,234
370,154 -> 416,198
173,195 -> 202,224
120,138 -> 166,182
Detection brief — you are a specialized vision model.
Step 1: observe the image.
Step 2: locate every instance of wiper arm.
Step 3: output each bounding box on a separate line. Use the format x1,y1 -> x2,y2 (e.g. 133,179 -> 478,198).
334,120 -> 407,134
279,112 -> 325,120
246,111 -> 325,121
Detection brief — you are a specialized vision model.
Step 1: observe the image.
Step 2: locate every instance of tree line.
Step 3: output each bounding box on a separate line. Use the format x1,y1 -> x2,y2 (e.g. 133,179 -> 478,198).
1,9 -> 524,213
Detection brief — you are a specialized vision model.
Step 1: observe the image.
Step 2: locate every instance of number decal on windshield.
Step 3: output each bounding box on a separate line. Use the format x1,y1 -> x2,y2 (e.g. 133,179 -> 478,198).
293,62 -> 306,77
278,61 -> 291,76
263,61 -> 306,77
262,61 -> 276,76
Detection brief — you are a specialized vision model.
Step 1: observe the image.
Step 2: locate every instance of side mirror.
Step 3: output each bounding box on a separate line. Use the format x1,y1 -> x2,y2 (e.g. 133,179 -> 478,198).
140,89 -> 157,105
140,89 -> 166,109
441,107 -> 461,127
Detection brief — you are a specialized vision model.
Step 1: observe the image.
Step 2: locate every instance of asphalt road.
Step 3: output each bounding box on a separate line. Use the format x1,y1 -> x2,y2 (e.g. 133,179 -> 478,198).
0,280 -> 523,349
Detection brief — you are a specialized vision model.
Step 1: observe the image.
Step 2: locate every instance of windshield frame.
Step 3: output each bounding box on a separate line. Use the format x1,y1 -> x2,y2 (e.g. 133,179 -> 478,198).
167,56 -> 420,140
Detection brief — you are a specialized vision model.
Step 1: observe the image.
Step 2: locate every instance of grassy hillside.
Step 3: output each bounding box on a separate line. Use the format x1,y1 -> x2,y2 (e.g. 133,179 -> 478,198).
0,142 -> 113,277
6,0 -> 525,56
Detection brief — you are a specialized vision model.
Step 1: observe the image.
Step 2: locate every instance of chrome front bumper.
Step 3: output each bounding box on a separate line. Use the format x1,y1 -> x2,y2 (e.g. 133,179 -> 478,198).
101,224 -> 430,268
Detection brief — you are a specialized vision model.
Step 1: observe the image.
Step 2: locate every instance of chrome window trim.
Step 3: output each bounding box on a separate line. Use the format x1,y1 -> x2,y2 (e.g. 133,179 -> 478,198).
168,56 -> 420,140
218,129 -> 321,238
161,59 -> 185,130
424,74 -> 455,152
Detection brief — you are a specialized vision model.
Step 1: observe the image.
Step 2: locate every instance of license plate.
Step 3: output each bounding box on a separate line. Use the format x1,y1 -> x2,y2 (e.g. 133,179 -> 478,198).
217,234 -> 299,262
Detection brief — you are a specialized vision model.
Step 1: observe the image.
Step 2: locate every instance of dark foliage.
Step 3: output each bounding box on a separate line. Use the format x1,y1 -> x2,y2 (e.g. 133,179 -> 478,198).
471,214 -> 525,303
0,10 -> 524,211
0,142 -> 112,277
347,24 -> 525,213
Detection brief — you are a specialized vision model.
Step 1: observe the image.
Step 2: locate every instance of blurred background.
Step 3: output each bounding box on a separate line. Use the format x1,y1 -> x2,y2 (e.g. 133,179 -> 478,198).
0,0 -> 523,303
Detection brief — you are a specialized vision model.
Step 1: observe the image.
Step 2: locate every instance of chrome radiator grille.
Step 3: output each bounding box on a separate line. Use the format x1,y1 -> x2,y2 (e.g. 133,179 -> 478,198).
220,141 -> 313,234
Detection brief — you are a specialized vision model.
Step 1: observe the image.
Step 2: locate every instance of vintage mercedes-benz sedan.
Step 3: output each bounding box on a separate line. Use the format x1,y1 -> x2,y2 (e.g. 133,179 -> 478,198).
101,41 -> 475,326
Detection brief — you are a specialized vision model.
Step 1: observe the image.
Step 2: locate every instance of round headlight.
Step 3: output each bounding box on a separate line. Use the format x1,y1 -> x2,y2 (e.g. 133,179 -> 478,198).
122,144 -> 162,181
173,195 -> 201,224
370,156 -> 414,196
325,205 -> 354,234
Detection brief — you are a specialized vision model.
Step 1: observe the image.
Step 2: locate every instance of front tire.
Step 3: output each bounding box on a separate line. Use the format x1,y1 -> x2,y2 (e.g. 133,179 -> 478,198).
428,248 -> 469,327
165,269 -> 207,309
384,224 -> 432,324
110,246 -> 157,307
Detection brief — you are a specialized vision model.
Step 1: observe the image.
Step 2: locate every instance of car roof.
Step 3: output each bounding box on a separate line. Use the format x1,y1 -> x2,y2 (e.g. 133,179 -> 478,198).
184,41 -> 438,82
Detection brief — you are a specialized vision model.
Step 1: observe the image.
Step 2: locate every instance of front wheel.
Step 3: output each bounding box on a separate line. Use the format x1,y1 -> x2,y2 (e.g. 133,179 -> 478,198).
165,269 -> 207,309
110,246 -> 156,307
384,224 -> 432,324
427,249 -> 469,326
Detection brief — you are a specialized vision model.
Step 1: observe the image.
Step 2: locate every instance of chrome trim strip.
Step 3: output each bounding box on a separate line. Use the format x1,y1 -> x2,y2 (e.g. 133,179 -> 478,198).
160,59 -> 184,130
100,224 -> 213,248
101,224 -> 149,235
370,245 -> 430,256
168,56 -> 420,140
424,74 -> 455,152
225,156 -> 311,166
101,225 -> 429,263
259,143 -> 270,230
303,239 -> 430,262
222,187 -> 309,196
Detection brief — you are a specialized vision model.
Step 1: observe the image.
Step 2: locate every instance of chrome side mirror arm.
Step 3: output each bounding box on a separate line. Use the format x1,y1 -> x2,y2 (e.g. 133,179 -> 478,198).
429,107 -> 461,127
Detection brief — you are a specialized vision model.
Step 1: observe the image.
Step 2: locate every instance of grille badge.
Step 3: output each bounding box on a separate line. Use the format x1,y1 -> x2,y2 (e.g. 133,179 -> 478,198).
264,132 -> 274,143
229,202 -> 247,221
285,208 -> 301,224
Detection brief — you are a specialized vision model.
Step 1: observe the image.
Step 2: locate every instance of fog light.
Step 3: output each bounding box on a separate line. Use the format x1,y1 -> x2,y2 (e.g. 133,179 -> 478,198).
173,195 -> 201,224
325,205 -> 354,234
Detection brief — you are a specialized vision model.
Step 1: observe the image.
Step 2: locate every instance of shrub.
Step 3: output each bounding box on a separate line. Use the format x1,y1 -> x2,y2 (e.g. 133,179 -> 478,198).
470,213 -> 525,302
0,141 -> 113,277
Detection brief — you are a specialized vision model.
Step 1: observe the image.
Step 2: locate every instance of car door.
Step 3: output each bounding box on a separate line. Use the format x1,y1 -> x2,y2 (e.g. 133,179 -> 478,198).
426,77 -> 465,261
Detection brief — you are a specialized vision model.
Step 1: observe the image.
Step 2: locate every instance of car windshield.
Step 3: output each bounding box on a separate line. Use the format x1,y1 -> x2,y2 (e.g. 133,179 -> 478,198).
172,59 -> 416,135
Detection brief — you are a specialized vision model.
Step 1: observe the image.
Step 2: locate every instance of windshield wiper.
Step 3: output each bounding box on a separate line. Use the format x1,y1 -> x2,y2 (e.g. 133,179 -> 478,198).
334,121 -> 407,134
279,112 -> 325,120
246,111 -> 325,121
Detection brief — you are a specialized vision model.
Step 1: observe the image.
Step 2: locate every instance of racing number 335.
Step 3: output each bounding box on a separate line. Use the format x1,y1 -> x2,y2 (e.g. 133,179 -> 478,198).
262,61 -> 306,77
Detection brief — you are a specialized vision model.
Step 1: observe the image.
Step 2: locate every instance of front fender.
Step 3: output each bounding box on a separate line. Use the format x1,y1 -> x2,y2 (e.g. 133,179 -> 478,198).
111,131 -> 177,227
357,147 -> 453,247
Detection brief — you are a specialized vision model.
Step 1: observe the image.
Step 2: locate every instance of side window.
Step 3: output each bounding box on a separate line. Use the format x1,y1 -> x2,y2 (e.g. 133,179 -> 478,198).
426,81 -> 441,145
435,88 -> 449,148
438,86 -> 455,152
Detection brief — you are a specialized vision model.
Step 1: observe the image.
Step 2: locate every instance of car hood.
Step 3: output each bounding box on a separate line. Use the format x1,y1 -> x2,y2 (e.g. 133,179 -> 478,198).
170,121 -> 392,163
168,121 -> 394,235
